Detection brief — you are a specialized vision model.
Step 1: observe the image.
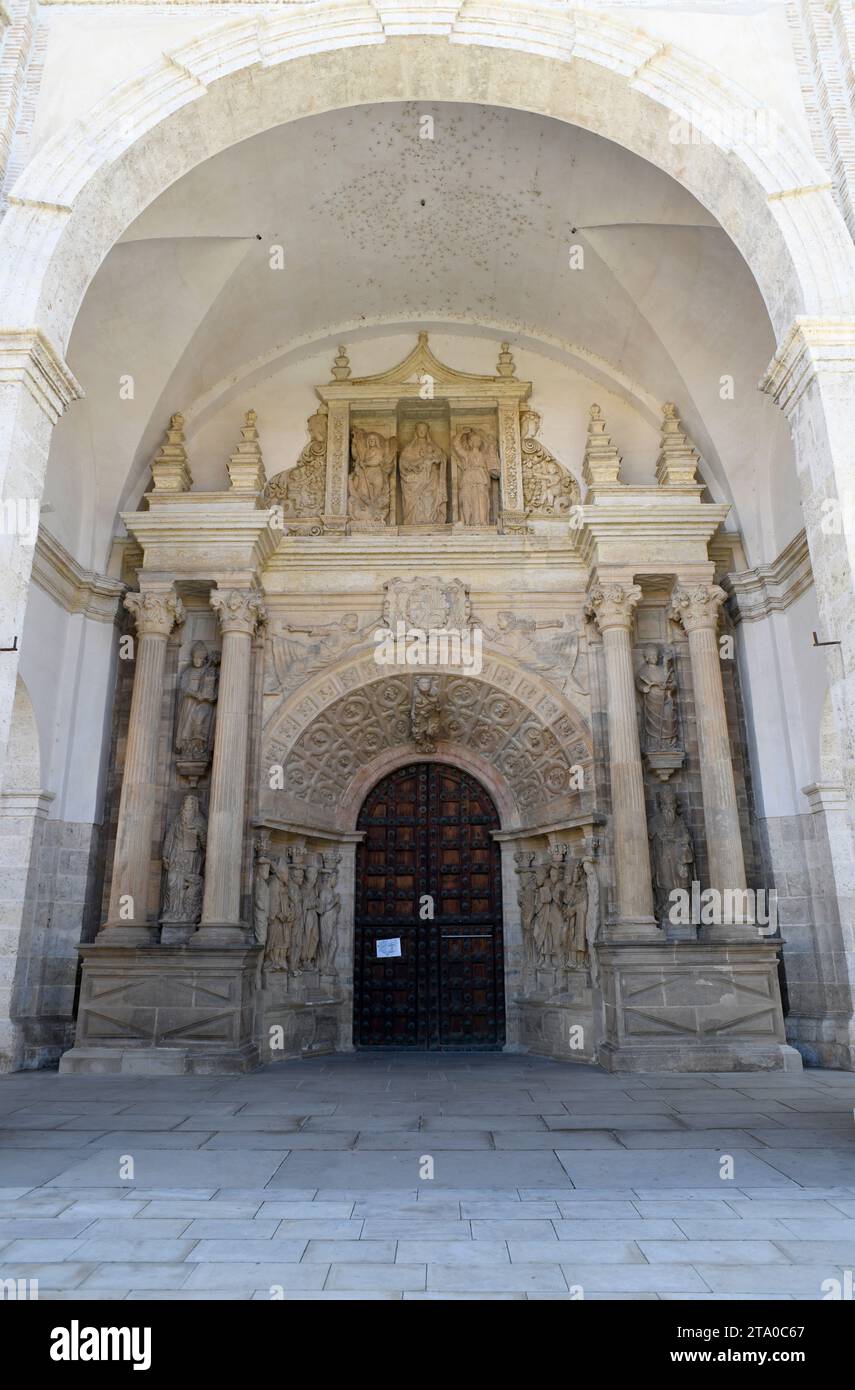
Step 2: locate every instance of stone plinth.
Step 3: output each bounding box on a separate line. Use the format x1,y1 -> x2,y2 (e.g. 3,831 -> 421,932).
518,975 -> 594,1063
597,940 -> 802,1072
59,944 -> 261,1075
257,988 -> 348,1062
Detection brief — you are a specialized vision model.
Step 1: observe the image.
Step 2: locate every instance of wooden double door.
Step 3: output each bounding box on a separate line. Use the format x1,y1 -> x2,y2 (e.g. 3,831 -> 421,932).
354,763 -> 506,1049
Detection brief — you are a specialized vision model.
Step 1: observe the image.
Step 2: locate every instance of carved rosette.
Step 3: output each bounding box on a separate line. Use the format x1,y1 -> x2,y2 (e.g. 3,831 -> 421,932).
586,583 -> 642,633
124,590 -> 185,637
670,584 -> 727,633
210,588 -> 267,637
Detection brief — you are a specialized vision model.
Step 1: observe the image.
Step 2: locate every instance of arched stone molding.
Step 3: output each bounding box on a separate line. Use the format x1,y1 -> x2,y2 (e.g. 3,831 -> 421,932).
260,649 -> 593,834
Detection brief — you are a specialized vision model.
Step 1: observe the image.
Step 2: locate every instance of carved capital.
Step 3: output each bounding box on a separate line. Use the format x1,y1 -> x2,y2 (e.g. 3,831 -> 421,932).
210,588 -> 266,636
671,583 -> 727,633
124,589 -> 185,637
586,582 -> 642,632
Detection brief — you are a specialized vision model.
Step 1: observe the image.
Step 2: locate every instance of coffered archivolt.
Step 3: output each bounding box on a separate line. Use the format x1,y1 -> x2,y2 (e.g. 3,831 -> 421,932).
260,651 -> 593,832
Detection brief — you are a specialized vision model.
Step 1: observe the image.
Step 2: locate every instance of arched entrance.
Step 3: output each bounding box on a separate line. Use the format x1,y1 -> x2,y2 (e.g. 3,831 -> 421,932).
354,762 -> 505,1050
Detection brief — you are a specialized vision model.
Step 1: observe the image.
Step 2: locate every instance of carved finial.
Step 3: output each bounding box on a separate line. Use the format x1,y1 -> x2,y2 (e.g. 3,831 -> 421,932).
497,342 -> 516,377
656,403 -> 700,486
227,407 -> 266,495
151,412 -> 192,493
582,403 -> 622,489
331,345 -> 351,381
418,331 -> 429,346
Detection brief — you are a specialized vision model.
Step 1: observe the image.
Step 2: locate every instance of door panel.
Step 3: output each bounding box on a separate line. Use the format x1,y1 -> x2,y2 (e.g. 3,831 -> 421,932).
354,762 -> 505,1049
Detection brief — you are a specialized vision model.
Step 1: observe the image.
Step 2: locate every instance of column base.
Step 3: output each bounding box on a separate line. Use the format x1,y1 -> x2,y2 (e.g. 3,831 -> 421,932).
189,923 -> 252,947
96,923 -> 158,946
600,917 -> 661,943
59,941 -> 261,1075
596,938 -> 802,1073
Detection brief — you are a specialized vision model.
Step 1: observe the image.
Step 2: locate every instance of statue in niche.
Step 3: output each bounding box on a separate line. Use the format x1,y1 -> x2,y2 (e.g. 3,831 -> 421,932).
648,785 -> 695,924
519,407 -> 580,515
399,422 -> 447,524
174,642 -> 219,762
636,645 -> 679,751
161,793 -> 207,922
264,855 -> 298,971
286,852 -> 308,972
266,409 -> 327,516
452,427 -> 499,526
253,834 -> 272,947
411,674 -> 442,753
532,859 -> 563,966
301,861 -> 321,969
264,612 -> 374,695
348,427 -> 397,523
559,859 -> 589,969
515,845 -> 598,973
318,850 -> 342,974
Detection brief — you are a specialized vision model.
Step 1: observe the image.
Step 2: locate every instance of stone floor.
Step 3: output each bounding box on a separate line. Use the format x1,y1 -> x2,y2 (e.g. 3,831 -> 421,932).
0,1053 -> 854,1300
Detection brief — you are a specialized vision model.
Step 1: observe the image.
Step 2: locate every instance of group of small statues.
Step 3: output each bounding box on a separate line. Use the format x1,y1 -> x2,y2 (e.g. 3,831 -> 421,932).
348,421 -> 500,528
515,846 -> 598,973
254,841 -> 342,976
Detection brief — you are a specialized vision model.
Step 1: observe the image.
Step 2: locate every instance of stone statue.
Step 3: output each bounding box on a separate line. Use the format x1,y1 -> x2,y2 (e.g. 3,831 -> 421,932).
253,834 -> 272,947
348,427 -> 397,523
174,642 -> 219,761
532,861 -> 563,966
560,858 -> 589,968
399,422 -> 447,524
516,845 -> 598,974
411,674 -> 441,753
636,645 -> 679,751
301,862 -> 321,968
582,856 -> 601,983
264,612 -> 372,695
318,850 -> 342,973
514,850 -> 538,970
264,855 -> 297,971
452,427 -> 499,526
266,409 -> 327,516
287,855 -> 308,972
162,793 -> 207,922
648,785 -> 695,924
519,407 -> 580,515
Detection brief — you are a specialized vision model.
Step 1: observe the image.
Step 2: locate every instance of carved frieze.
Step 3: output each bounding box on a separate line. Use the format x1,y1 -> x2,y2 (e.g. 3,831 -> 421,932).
515,844 -> 600,972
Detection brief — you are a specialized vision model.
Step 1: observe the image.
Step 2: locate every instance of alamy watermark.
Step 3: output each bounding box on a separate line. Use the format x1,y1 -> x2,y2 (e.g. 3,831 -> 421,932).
669,880 -> 778,934
373,621 -> 483,676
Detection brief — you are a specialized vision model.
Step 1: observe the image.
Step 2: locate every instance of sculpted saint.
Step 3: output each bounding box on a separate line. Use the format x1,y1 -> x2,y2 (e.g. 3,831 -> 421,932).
452,427 -> 499,527
162,793 -> 207,922
399,422 -> 447,525
318,850 -> 342,974
648,786 -> 695,924
175,642 -> 219,761
264,857 -> 296,971
411,675 -> 441,753
636,645 -> 679,751
348,427 -> 397,523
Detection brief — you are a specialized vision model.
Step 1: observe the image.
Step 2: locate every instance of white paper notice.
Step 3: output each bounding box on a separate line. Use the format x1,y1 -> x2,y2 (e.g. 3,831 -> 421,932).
376,938 -> 402,958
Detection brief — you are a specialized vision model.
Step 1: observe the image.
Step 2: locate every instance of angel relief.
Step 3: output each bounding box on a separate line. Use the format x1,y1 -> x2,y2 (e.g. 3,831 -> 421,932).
348,427 -> 397,524
452,427 -> 499,526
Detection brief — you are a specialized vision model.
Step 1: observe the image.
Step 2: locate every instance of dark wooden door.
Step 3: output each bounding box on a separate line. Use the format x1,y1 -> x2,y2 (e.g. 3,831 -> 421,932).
354,762 -> 505,1049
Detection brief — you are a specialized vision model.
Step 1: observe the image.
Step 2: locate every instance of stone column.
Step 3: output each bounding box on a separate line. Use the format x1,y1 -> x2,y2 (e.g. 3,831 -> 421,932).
671,583 -> 747,907
193,588 -> 266,945
322,400 -> 350,533
496,400 -> 527,533
587,581 -> 656,932
100,588 -> 185,943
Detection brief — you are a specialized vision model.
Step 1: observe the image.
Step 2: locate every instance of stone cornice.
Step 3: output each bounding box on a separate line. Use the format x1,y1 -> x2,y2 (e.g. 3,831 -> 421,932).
760,317 -> 855,416
724,529 -> 813,624
576,492 -> 730,570
0,330 -> 83,425
32,526 -> 125,623
122,497 -> 280,576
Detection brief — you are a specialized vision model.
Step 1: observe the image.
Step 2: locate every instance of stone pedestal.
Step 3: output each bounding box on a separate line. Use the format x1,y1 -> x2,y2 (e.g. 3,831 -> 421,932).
518,973 -> 594,1063
597,939 -> 802,1072
59,944 -> 261,1074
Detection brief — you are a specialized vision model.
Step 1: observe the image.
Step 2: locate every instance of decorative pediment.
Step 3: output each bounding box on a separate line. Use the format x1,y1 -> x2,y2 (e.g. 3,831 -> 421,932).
316,332 -> 531,407
344,332 -> 514,390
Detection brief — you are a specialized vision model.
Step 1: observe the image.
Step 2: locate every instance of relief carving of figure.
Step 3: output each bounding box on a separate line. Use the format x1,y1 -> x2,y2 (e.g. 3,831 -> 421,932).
411,674 -> 442,753
301,862 -> 321,969
264,856 -> 297,971
636,645 -> 679,751
162,793 -> 207,922
264,612 -> 373,695
452,427 -> 499,527
514,850 -> 538,970
348,427 -> 397,523
253,833 -> 272,947
174,642 -> 219,761
399,422 -> 447,525
479,610 -> 585,696
318,850 -> 342,974
266,409 -> 327,517
519,407 -> 580,515
559,859 -> 589,968
648,786 -> 695,924
516,846 -> 597,973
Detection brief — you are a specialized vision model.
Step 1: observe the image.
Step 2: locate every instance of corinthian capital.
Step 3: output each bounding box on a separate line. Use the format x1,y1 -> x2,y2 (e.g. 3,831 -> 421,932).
124,589 -> 185,637
210,588 -> 267,636
671,583 -> 727,633
586,582 -> 642,632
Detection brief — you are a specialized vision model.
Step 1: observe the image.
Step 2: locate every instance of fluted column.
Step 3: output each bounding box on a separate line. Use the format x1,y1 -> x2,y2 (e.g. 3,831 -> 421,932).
587,582 -> 656,932
671,583 -> 747,909
100,588 -> 185,943
193,588 -> 266,945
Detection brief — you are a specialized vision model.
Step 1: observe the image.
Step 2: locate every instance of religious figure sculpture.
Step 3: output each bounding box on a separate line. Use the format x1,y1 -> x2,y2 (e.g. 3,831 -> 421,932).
559,859 -> 589,968
399,421 -> 447,524
411,674 -> 442,753
174,641 -> 219,764
452,427 -> 499,526
264,855 -> 297,971
318,850 -> 342,974
515,845 -> 598,974
348,427 -> 397,523
636,645 -> 679,751
519,407 -> 580,515
264,612 -> 373,695
514,850 -> 538,970
253,834 -> 272,947
266,409 -> 327,517
161,793 -> 207,922
479,609 -> 586,696
648,786 -> 695,925
301,862 -> 321,969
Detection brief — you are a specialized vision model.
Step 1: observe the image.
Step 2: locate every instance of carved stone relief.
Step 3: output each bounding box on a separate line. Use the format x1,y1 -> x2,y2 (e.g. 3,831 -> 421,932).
348,427 -> 397,524
648,784 -> 695,925
399,422 -> 447,524
451,427 -> 499,526
411,674 -> 441,752
515,844 -> 600,972
261,846 -> 342,975
477,610 -> 587,697
265,409 -> 327,520
161,793 -> 207,924
636,643 -> 684,782
174,640 -> 219,781
264,612 -> 377,696
519,407 -> 581,516
382,576 -> 471,633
